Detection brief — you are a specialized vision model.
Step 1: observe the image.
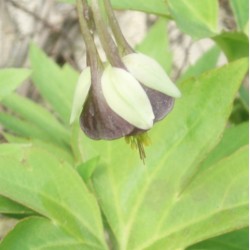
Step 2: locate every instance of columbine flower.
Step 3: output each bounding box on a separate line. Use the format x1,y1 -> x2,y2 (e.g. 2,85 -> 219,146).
70,52 -> 181,141
71,61 -> 136,140
74,0 -> 181,161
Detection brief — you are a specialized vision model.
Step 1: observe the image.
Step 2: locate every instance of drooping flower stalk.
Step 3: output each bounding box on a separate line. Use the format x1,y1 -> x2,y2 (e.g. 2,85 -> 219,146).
90,0 -> 123,67
102,0 -> 133,54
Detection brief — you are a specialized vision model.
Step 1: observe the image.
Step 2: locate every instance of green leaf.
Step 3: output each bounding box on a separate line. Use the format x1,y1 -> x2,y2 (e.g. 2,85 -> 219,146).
178,45 -> 221,82
230,98 -> 249,124
1,132 -> 27,143
239,85 -> 249,110
70,123 -> 87,163
0,113 -> 53,141
168,0 -> 219,39
243,21 -> 249,36
0,68 -> 30,100
2,133 -> 74,165
29,44 -> 78,125
187,227 -> 248,250
136,18 -> 172,74
200,122 -> 249,171
85,59 -> 248,250
0,217 -> 88,250
61,64 -> 79,102
77,157 -> 99,182
230,0 -> 249,30
0,196 -> 33,215
213,32 -> 249,61
58,0 -> 169,16
0,144 -> 108,250
1,93 -> 70,146
147,146 -> 248,250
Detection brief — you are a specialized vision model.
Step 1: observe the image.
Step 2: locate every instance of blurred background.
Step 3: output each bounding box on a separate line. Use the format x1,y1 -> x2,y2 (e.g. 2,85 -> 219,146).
1,0 -> 236,76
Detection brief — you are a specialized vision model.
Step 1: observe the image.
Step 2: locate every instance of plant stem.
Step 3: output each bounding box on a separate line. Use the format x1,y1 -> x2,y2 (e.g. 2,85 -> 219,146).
90,0 -> 123,66
103,0 -> 133,54
76,0 -> 99,65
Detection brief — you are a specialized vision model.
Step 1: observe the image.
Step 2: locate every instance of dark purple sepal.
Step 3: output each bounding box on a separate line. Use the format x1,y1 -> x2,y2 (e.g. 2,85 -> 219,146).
143,86 -> 174,122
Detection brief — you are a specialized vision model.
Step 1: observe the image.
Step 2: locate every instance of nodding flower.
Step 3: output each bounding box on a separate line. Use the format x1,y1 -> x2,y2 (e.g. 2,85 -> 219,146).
70,53 -> 181,139
72,0 -> 181,161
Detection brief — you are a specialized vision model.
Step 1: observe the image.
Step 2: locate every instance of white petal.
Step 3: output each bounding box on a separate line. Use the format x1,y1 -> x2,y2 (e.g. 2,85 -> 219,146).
102,66 -> 154,130
123,53 -> 181,98
70,67 -> 91,124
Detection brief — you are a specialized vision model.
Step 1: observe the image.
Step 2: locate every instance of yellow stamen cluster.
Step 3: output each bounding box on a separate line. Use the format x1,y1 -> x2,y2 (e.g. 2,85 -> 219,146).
125,133 -> 151,163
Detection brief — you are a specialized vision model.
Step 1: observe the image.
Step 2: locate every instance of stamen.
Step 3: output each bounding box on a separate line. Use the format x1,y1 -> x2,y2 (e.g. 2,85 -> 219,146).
125,133 -> 151,164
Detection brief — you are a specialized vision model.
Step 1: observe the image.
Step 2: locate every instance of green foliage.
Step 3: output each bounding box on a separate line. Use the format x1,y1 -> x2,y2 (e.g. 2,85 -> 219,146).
214,32 -> 249,61
1,94 -> 70,146
188,228 -> 249,250
29,44 -> 78,125
58,0 -> 169,16
167,0 -> 219,39
87,59 -> 248,250
0,144 -> 108,250
0,217 -> 92,250
0,1 -> 249,249
200,122 -> 249,171
0,196 -> 33,215
0,69 -> 30,100
178,45 -> 221,82
230,0 -> 249,30
77,157 -> 99,182
136,18 -> 172,74
0,55 -> 248,249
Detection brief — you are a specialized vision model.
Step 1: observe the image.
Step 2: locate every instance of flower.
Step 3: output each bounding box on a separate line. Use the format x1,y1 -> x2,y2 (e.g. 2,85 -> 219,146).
71,61 -> 136,140
70,52 -> 181,141
74,0 -> 181,162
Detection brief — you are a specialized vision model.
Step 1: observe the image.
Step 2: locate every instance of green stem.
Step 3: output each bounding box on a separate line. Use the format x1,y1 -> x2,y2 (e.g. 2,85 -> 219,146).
91,0 -> 122,66
76,0 -> 99,64
103,0 -> 133,54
